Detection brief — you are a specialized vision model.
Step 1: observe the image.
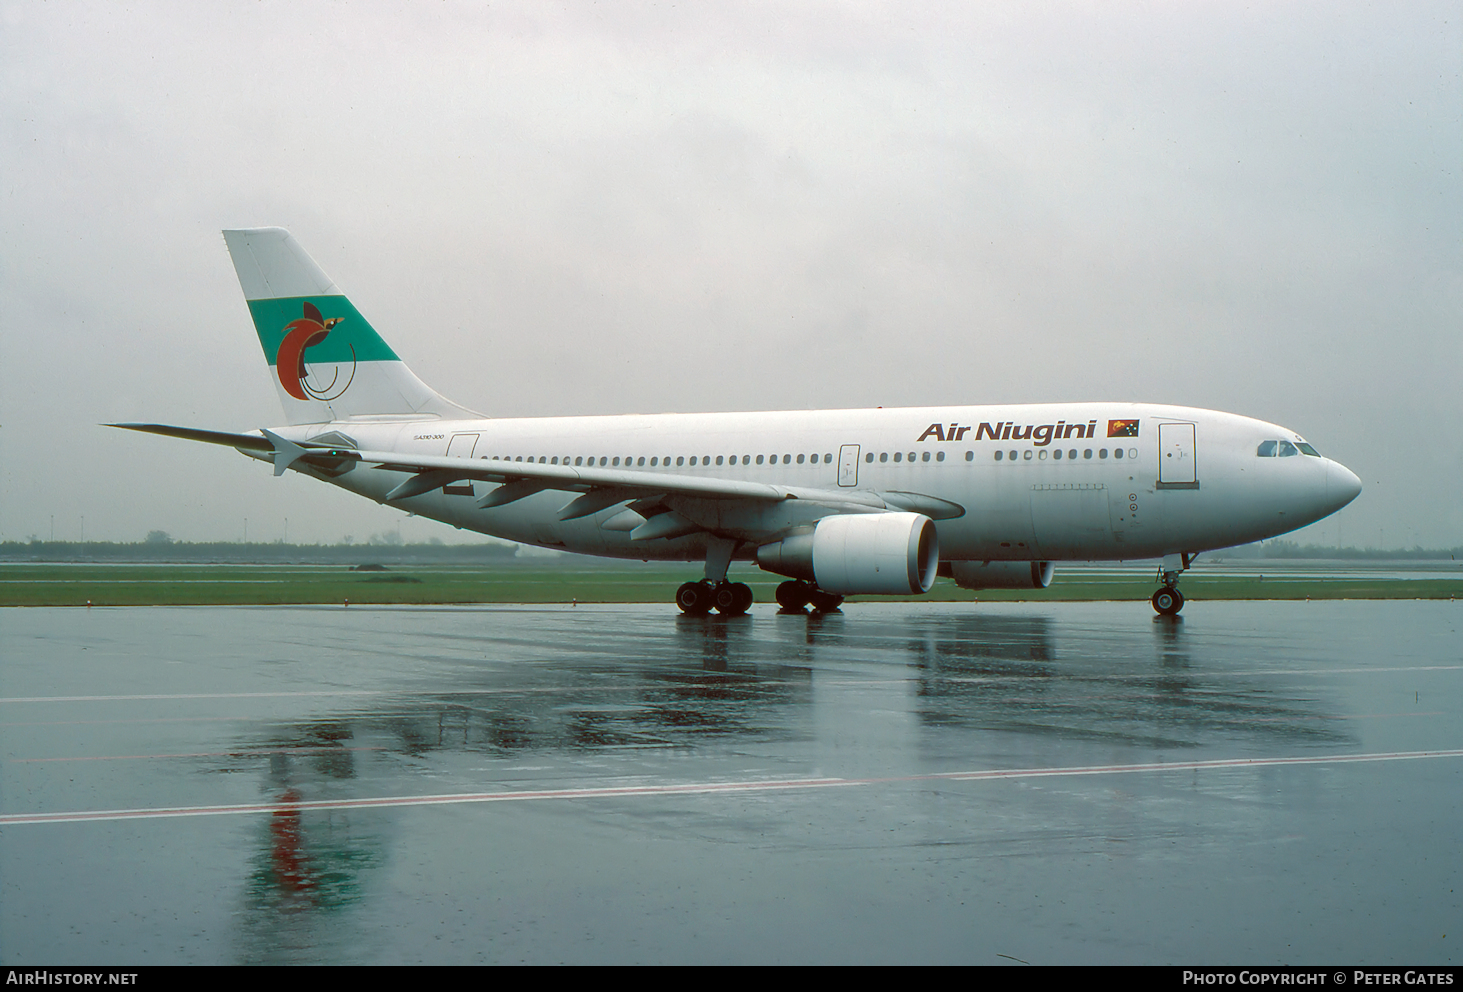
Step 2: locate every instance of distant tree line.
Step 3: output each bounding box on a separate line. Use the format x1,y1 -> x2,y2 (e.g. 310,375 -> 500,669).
1207,539 -> 1462,561
3,536 -> 1459,564
0,539 -> 519,564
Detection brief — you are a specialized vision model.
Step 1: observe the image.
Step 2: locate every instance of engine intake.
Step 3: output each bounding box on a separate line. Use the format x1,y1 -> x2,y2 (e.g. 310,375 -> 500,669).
941,560 -> 1054,590
757,512 -> 939,595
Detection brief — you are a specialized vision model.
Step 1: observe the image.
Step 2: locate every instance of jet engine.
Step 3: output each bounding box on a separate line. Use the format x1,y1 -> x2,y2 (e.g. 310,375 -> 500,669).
756,511 -> 939,595
940,560 -> 1054,590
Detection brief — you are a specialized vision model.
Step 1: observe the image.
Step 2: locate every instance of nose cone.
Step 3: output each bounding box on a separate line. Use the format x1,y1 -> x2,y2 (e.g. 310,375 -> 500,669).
1325,459 -> 1363,514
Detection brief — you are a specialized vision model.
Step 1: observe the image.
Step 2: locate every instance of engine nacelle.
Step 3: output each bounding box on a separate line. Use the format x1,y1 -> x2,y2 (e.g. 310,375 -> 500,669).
756,512 -> 939,595
941,560 -> 1054,590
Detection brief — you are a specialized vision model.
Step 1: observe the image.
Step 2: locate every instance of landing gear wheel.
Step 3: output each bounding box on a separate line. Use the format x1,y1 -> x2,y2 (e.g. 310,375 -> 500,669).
1151,586 -> 1184,616
676,581 -> 713,615
713,581 -> 754,616
807,589 -> 844,613
775,581 -> 811,612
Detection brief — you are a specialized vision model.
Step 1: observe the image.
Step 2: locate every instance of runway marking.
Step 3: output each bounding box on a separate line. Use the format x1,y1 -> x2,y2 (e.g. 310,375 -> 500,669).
4,748 -> 1461,826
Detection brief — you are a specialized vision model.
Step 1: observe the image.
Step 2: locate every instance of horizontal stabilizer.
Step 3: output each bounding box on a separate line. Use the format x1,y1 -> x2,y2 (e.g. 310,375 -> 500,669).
108,423 -> 272,452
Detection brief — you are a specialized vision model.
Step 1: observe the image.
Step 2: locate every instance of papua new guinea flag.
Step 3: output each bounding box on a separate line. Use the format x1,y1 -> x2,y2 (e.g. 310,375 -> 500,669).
1107,419 -> 1140,438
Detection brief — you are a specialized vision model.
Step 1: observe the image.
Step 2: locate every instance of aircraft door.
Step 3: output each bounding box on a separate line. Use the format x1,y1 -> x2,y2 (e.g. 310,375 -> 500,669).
838,445 -> 860,487
1157,423 -> 1198,488
443,433 -> 479,496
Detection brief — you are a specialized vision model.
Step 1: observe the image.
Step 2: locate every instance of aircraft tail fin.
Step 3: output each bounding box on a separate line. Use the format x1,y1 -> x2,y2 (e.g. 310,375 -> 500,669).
222,228 -> 481,426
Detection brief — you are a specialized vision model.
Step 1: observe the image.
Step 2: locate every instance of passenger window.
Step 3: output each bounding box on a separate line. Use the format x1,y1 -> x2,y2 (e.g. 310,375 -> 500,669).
1099,449 -> 1108,459
922,451 -> 930,462
676,456 -> 684,466
690,456 -> 698,466
1068,449 -> 1077,460
965,451 -> 974,461
1022,450 -> 1032,461
1084,449 -> 1092,459
612,457 -> 620,466
893,452 -> 902,463
797,454 -> 805,464
599,457 -> 608,466
880,452 -> 888,463
936,451 -> 945,462
1053,449 -> 1063,460
1114,448 -> 1124,459
824,453 -> 832,463
650,457 -> 658,467
1038,450 -> 1047,460
865,452 -> 873,463
907,452 -> 916,462
994,450 -> 1003,461
1009,450 -> 1017,461
756,455 -> 764,465
551,457 -> 558,465
714,455 -> 723,466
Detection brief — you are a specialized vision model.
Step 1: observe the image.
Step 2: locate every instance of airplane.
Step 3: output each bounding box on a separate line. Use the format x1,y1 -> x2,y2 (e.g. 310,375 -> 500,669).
115,227 -> 1363,616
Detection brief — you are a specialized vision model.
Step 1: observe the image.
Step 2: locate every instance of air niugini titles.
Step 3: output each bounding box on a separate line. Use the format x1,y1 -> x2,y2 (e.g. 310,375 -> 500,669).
917,420 -> 1138,445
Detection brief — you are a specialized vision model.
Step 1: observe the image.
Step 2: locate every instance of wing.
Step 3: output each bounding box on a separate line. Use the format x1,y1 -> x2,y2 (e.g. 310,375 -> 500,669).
110,424 -> 963,541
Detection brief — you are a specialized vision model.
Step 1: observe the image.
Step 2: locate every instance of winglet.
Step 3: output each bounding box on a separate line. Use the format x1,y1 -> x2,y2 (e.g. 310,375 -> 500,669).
260,429 -> 307,477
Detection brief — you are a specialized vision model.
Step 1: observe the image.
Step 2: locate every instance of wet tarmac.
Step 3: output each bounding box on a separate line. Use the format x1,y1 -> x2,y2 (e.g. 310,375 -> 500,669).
2,601 -> 1460,964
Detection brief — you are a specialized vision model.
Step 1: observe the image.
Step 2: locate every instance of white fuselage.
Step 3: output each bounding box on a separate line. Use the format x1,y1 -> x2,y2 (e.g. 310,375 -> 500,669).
262,402 -> 1361,565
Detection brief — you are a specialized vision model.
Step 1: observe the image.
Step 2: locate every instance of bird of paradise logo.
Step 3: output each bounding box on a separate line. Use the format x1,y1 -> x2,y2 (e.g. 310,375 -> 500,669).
275,302 -> 356,401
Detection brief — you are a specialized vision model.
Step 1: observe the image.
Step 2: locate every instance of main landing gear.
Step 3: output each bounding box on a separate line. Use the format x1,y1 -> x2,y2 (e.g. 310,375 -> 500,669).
676,535 -> 754,616
1151,552 -> 1196,616
676,580 -> 754,616
774,580 -> 844,614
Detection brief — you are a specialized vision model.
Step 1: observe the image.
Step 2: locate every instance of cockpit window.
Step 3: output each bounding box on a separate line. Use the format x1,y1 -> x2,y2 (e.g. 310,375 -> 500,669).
1258,439 -> 1320,457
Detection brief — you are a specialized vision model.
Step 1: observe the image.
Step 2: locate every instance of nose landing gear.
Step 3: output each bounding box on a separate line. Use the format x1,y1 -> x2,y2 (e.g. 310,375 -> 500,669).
1151,552 -> 1196,616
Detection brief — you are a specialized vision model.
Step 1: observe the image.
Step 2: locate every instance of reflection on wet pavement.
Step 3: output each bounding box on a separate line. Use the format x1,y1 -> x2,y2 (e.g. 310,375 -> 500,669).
3,602 -> 1459,963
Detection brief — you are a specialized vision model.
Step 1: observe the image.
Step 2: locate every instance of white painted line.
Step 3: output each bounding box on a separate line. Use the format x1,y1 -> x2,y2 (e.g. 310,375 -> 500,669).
5,749 -> 1461,826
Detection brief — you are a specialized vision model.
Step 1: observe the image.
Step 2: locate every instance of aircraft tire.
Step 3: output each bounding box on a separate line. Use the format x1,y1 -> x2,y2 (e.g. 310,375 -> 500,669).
775,581 -> 811,612
677,581 -> 713,615
1151,587 -> 1184,616
807,589 -> 844,613
713,581 -> 753,616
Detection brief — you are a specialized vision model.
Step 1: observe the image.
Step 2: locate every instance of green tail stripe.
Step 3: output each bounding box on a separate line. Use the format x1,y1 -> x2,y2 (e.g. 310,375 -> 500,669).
247,296 -> 399,366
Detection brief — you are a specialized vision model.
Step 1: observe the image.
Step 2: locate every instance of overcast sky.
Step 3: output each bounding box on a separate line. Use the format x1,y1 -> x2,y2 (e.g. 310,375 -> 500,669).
2,0 -> 1458,549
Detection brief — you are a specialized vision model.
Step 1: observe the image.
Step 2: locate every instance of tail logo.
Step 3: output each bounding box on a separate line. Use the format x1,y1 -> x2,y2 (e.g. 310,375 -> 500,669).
275,302 -> 356,401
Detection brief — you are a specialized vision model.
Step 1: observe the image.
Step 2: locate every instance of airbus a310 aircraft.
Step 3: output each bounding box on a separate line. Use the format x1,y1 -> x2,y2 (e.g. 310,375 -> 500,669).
117,228 -> 1362,616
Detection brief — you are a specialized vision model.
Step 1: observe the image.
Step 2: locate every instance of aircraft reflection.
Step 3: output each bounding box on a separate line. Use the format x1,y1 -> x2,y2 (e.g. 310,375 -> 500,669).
206,607 -> 1352,953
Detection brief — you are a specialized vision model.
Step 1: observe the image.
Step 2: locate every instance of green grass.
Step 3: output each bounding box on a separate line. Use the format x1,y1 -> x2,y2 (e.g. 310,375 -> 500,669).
2,562 -> 1460,607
